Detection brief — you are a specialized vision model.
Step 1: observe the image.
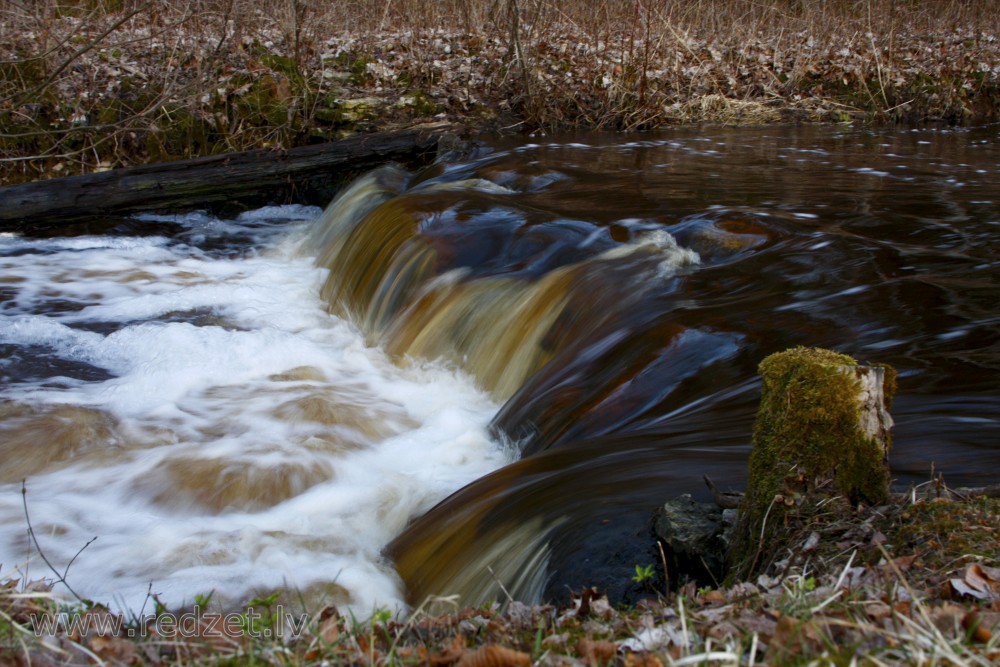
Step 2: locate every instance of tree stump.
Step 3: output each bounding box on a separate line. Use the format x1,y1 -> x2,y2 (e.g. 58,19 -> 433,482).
728,346 -> 896,580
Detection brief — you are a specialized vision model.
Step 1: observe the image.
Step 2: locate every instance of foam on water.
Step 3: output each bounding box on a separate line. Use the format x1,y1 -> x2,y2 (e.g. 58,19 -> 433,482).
0,209 -> 507,615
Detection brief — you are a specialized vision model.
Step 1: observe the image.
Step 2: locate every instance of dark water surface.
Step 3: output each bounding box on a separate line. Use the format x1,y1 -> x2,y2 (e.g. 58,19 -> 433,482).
474,123 -> 1000,481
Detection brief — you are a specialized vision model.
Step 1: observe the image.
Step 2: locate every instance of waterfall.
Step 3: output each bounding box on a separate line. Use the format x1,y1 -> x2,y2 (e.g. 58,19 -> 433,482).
299,158 -> 758,607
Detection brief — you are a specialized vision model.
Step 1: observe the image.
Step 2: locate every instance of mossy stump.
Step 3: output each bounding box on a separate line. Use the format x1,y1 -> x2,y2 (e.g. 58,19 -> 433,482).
729,347 -> 896,580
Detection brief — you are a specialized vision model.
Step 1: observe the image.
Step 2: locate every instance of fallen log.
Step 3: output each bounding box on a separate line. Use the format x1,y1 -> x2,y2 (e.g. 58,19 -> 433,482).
0,125 -> 457,233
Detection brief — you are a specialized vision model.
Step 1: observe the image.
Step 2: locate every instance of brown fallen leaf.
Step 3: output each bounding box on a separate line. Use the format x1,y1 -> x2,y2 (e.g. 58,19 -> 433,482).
541,632 -> 570,648
735,610 -> 777,639
949,564 -> 1000,601
68,607 -> 123,643
949,578 -> 989,600
397,645 -> 429,662
928,603 -> 965,633
623,652 -> 664,667
706,620 -> 741,641
455,645 -> 532,667
769,613 -> 824,658
317,611 -> 341,644
88,634 -> 138,664
864,601 -> 893,621
966,564 -> 1000,596
576,637 -> 617,665
698,589 -> 727,606
430,635 -> 467,667
962,611 -> 993,643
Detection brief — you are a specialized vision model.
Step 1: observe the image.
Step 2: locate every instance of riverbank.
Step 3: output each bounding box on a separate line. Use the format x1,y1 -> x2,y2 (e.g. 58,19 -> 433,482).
2,0 -> 999,184
3,3 -> 1000,665
3,487 -> 999,666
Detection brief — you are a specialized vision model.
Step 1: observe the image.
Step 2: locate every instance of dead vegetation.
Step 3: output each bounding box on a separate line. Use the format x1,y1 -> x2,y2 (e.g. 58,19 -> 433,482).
2,483 -> 999,666
1,0 -> 998,183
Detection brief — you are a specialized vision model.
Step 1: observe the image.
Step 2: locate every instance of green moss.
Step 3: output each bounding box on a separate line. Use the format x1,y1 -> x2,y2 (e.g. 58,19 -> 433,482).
145,106 -> 222,161
397,91 -> 443,117
750,347 -> 890,508
334,52 -> 372,86
887,496 -> 1000,571
260,53 -> 301,79
730,347 -> 895,579
313,97 -> 383,131
55,0 -> 126,18
233,76 -> 288,127
0,58 -> 48,98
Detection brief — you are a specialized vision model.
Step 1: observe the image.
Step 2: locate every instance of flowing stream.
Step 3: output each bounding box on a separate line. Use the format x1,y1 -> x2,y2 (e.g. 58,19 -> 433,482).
1,124 -> 998,614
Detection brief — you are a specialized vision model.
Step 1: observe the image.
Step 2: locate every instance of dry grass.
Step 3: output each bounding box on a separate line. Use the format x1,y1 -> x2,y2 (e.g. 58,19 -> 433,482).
1,1 -> 998,179
2,491 -> 998,666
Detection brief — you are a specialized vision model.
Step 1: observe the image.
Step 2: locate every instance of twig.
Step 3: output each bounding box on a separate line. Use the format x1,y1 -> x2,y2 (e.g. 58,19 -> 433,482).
875,542 -> 951,651
744,494 -> 779,577
703,474 -> 742,509
867,1 -> 890,109
677,593 -> 690,652
699,554 -> 722,590
378,0 -> 394,34
486,565 -> 515,605
21,480 -> 95,604
950,483 -> 1000,500
388,593 -> 460,658
657,539 -> 669,597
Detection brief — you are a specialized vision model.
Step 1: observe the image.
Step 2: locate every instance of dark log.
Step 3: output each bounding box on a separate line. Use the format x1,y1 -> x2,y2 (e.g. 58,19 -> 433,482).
0,125 -> 456,233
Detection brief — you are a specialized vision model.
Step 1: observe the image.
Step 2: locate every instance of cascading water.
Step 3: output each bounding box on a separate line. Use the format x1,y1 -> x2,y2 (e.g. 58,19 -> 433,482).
2,124 -> 998,614
0,206 -> 509,615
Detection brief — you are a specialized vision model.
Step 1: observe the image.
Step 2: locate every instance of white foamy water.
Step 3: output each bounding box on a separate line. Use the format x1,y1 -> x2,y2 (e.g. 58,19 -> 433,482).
0,206 -> 507,615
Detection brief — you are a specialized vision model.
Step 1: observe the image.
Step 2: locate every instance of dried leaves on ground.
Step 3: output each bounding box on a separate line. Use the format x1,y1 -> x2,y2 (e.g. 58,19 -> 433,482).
1,1 -> 999,182
2,492 -> 998,666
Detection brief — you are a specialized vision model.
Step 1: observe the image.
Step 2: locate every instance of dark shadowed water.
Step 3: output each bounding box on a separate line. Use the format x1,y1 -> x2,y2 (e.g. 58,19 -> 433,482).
476,123 -> 1000,483
1,123 -> 998,613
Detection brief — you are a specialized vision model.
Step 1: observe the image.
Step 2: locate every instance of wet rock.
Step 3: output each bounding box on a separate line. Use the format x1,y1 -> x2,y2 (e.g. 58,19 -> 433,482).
654,494 -> 735,586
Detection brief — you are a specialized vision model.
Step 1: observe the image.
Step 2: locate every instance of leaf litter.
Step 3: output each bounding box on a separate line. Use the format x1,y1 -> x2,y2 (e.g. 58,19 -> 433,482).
2,486 -> 998,665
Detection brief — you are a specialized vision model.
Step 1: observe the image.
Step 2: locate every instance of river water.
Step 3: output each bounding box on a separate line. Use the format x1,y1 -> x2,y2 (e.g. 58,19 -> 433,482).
1,124 -> 998,614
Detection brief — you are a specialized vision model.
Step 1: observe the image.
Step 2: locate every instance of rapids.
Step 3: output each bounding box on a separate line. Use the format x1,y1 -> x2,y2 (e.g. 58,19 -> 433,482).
1,124 -> 998,613
0,206 -> 508,614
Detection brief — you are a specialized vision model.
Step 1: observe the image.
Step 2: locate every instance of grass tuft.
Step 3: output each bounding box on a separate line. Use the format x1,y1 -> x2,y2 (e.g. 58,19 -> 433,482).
2,488 -> 998,665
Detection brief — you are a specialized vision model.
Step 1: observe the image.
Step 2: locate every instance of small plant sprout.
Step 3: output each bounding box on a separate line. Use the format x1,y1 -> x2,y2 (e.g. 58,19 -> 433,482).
371,607 -> 392,626
631,563 -> 655,585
